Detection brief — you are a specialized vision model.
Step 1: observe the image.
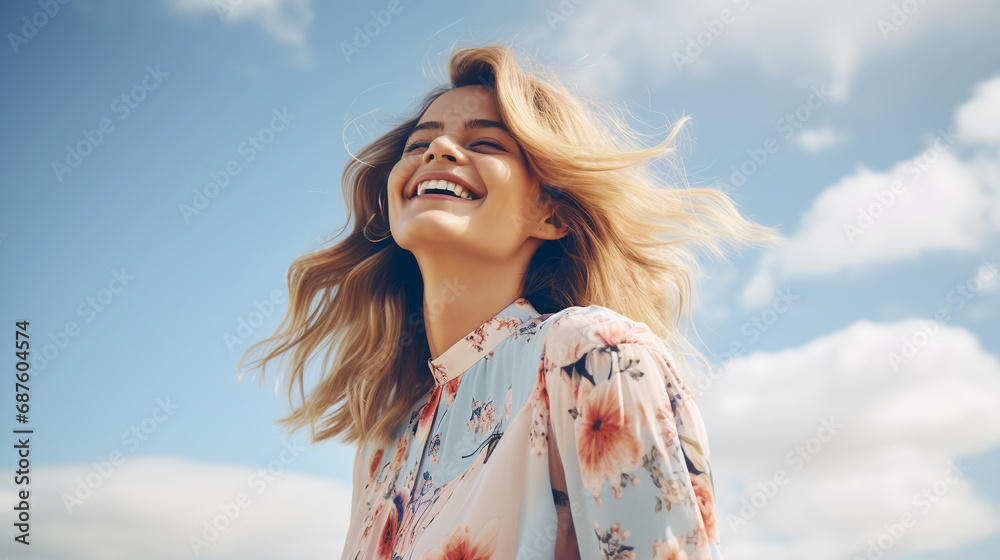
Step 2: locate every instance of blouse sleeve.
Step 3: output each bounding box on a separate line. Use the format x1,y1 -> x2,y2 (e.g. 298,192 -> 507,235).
542,311 -> 724,560
353,444 -> 362,513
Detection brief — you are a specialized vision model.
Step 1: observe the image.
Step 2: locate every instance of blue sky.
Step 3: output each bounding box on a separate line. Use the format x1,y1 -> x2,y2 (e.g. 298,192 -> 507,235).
1,0 -> 999,558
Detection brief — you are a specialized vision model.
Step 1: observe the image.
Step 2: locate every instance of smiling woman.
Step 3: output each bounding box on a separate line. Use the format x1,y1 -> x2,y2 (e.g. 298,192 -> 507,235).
238,44 -> 781,559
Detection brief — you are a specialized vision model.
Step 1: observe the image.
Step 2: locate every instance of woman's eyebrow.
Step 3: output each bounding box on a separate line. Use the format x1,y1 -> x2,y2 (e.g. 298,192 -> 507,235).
409,118 -> 510,135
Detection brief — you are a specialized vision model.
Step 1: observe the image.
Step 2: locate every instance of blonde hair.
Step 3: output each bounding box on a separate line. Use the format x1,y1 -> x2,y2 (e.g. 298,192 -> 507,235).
238,44 -> 782,449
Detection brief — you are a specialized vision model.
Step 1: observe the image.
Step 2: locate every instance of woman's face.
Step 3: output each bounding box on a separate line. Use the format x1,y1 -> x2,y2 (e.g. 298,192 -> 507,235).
386,85 -> 562,262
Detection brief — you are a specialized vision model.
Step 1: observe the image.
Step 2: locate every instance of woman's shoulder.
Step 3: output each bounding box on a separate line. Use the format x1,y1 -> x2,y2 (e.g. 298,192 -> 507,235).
534,304 -> 665,365
536,303 -> 629,327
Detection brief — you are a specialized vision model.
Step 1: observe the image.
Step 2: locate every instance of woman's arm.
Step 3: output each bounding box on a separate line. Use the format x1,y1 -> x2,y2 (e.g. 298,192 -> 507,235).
543,312 -> 724,559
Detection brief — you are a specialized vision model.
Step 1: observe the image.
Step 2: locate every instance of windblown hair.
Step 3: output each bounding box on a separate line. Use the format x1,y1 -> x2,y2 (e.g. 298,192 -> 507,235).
238,44 -> 782,449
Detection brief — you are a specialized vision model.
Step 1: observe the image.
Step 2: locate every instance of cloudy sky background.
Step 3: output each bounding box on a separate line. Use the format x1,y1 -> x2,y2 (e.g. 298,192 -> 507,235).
1,0 -> 999,558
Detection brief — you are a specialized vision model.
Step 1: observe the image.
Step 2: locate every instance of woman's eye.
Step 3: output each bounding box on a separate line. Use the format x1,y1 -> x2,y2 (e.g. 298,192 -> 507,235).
403,139 -> 506,153
471,140 -> 506,151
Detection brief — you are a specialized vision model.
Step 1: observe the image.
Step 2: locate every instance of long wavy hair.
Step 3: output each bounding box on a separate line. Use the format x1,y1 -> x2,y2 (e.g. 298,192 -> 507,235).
238,44 -> 782,449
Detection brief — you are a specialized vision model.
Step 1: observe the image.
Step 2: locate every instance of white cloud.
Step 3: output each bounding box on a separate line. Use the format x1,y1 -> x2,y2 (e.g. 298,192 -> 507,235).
538,0 -> 997,98
955,76 -> 1000,146
0,455 -> 350,559
795,125 -> 849,153
699,319 -> 1000,559
741,74 -> 1000,307
978,260 -> 1000,292
167,0 -> 314,66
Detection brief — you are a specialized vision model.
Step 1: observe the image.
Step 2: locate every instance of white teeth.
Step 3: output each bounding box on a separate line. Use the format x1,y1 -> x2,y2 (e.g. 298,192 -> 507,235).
415,180 -> 476,199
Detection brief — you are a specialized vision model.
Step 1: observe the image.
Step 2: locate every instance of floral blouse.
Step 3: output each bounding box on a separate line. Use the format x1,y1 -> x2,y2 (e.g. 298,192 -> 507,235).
341,297 -> 724,560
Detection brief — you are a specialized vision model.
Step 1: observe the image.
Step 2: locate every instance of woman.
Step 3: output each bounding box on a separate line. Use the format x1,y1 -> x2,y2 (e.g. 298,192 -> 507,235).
240,45 -> 780,559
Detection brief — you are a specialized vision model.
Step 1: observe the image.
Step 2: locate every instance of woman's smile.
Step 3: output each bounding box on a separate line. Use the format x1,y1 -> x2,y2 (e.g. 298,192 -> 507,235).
409,192 -> 480,202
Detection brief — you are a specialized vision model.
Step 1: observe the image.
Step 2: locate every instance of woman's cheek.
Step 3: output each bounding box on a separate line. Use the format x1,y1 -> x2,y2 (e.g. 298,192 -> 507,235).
387,154 -> 422,195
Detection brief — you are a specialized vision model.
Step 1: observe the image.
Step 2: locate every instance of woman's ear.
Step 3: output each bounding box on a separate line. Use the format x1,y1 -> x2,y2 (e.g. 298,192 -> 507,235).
532,184 -> 569,240
538,205 -> 569,240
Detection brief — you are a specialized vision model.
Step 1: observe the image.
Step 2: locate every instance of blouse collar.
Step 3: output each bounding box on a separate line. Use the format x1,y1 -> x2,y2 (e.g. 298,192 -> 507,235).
426,297 -> 541,386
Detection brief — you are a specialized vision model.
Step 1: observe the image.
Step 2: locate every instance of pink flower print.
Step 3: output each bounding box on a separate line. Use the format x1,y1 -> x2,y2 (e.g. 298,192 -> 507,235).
419,388 -> 439,426
651,393 -> 677,453
466,328 -> 488,353
496,316 -> 523,334
690,473 -> 719,545
428,433 -> 441,463
543,314 -> 597,368
466,399 -> 482,433
481,401 -> 495,432
651,535 -> 690,560
368,448 -> 384,482
575,378 -> 643,504
443,376 -> 461,406
528,365 -> 549,456
418,518 -> 500,560
362,501 -> 384,542
641,447 -> 690,513
377,504 -> 398,560
593,521 -> 636,560
466,399 -> 496,436
390,437 -> 408,474
402,468 -> 416,497
503,386 -> 512,420
429,361 -> 448,385
529,361 -> 547,406
591,317 -> 654,347
658,479 -> 691,512
416,386 -> 442,442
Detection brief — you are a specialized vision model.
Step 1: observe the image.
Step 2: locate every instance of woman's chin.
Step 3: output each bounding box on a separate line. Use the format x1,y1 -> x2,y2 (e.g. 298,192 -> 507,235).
393,221 -> 471,248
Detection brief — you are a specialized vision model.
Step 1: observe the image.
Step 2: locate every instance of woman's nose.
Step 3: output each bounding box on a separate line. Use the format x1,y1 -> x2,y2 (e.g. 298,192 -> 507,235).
422,136 -> 463,164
